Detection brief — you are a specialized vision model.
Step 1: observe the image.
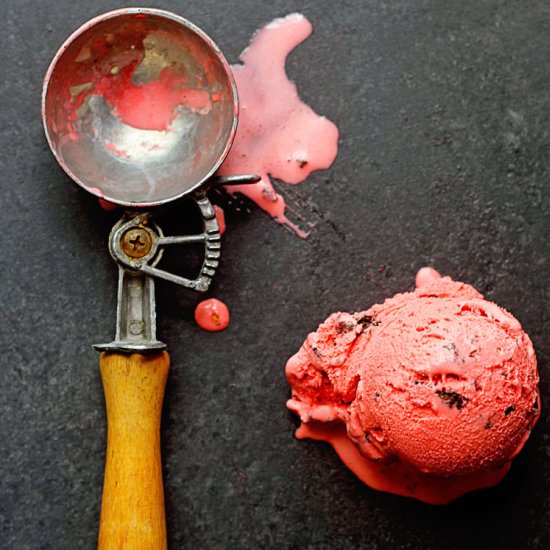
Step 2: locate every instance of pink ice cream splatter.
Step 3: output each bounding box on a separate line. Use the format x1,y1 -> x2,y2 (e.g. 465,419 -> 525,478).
213,204 -> 226,236
217,13 -> 339,237
104,141 -> 130,159
98,198 -> 118,211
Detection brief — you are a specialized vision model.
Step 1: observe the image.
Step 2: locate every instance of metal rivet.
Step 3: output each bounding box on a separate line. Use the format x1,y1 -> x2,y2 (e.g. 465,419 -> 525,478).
129,320 -> 144,335
120,228 -> 153,258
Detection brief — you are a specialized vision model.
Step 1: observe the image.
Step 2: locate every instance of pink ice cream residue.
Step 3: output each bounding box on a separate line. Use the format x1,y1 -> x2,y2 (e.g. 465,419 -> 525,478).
213,205 -> 226,236
67,27 -> 212,135
217,13 -> 339,237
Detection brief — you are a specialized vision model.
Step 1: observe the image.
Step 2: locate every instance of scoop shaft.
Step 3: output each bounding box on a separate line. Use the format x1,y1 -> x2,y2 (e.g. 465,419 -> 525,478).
98,352 -> 169,550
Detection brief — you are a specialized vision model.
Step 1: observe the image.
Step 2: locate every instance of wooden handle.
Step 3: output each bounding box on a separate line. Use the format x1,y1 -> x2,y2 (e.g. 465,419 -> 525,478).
98,352 -> 170,550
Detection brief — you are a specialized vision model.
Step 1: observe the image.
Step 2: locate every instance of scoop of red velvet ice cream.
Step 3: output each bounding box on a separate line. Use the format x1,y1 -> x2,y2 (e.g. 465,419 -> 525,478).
286,269 -> 540,503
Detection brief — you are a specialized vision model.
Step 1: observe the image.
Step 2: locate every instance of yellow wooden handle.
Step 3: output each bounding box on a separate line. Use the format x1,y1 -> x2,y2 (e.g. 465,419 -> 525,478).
98,352 -> 170,550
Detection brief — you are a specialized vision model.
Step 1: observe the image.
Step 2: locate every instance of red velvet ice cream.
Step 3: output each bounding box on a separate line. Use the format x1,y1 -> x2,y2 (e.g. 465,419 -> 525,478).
286,268 -> 540,504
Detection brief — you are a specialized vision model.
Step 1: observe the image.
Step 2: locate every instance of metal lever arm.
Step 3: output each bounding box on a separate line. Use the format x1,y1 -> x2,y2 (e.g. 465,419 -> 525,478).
95,193 -> 220,352
139,195 -> 221,292
109,194 -> 221,291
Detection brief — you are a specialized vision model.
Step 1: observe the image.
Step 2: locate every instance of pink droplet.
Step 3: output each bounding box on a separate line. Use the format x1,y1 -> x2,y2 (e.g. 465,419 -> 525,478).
194,298 -> 230,332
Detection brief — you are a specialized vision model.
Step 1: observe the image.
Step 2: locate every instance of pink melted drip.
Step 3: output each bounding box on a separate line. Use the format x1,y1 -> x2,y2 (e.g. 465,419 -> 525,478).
217,13 -> 339,237
213,205 -> 226,235
98,198 -> 118,211
297,422 -> 510,505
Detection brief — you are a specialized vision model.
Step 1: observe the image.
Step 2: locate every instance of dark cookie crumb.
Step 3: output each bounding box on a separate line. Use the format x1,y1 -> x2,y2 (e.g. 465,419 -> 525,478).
413,372 -> 429,385
504,405 -> 515,416
436,389 -> 468,410
443,343 -> 458,358
336,321 -> 356,334
357,315 -> 380,327
312,346 -> 323,357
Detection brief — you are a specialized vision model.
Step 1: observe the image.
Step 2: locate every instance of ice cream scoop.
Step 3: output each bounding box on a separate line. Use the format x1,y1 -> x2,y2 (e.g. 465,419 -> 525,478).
42,8 -> 258,549
286,269 -> 540,504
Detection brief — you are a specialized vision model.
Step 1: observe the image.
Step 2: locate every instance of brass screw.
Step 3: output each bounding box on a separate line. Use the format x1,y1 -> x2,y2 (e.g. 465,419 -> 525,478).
120,228 -> 153,259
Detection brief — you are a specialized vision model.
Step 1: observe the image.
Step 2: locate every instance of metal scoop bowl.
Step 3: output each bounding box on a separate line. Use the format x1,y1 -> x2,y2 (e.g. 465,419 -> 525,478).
41,9 -> 255,549
42,7 -> 238,206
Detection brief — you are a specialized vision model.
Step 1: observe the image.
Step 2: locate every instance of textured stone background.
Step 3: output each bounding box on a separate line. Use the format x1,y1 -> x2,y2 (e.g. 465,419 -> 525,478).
1,1 -> 549,548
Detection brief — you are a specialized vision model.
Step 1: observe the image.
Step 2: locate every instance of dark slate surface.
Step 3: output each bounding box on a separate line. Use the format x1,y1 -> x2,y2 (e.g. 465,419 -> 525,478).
1,1 -> 549,548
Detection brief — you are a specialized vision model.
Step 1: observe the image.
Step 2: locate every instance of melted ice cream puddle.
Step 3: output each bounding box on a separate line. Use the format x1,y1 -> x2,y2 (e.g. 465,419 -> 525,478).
217,13 -> 339,237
